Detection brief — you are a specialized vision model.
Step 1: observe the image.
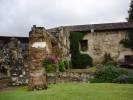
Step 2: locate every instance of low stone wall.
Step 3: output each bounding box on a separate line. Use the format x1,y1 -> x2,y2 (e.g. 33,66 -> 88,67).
47,70 -> 94,84
0,69 -> 95,86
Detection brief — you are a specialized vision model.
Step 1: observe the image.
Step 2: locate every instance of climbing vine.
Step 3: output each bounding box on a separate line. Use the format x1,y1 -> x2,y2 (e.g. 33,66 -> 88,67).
121,0 -> 133,50
69,32 -> 93,69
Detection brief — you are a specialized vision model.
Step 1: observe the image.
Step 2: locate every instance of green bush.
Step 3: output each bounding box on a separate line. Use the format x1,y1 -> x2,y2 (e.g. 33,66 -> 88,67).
70,32 -> 93,68
58,60 -> 71,72
90,64 -> 120,83
90,64 -> 133,83
63,60 -> 69,69
42,57 -> 56,73
58,60 -> 65,72
113,74 -> 133,83
45,64 -> 56,73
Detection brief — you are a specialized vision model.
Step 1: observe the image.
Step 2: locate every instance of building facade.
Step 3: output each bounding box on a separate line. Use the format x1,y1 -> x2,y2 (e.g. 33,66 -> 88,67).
0,22 -> 133,84
48,22 -> 133,65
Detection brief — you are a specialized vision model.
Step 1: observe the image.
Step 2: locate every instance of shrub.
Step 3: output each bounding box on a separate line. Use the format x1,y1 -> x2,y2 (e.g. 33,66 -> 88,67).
58,60 -> 65,72
42,55 -> 58,73
70,32 -> 93,69
78,54 -> 93,68
63,60 -> 69,69
90,64 -> 120,83
113,74 -> 133,83
45,64 -> 56,73
90,64 -> 133,83
58,60 -> 71,72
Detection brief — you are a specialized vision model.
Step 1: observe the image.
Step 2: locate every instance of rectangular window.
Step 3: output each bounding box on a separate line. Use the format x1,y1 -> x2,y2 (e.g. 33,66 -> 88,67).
80,40 -> 88,51
125,55 -> 133,64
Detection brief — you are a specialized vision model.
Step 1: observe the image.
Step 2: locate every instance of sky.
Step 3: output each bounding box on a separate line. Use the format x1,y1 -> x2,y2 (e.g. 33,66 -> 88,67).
0,0 -> 131,37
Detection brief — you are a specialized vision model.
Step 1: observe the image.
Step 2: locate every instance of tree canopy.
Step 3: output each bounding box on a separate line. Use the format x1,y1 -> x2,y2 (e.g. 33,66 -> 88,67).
121,0 -> 133,50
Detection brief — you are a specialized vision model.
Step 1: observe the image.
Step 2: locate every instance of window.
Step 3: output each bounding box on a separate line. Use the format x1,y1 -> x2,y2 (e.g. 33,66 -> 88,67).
80,40 -> 88,51
125,55 -> 133,64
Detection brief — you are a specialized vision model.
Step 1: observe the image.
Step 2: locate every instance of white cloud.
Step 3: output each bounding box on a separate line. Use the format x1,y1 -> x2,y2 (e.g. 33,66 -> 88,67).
0,0 -> 131,36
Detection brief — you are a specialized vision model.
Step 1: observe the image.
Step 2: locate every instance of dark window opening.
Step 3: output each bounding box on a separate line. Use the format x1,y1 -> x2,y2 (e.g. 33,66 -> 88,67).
51,42 -> 57,47
80,40 -> 88,51
0,66 -> 8,79
125,55 -> 133,64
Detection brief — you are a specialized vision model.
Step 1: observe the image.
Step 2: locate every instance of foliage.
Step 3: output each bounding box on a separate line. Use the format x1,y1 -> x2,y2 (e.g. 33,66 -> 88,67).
127,0 -> 133,22
120,30 -> 133,50
69,32 -> 93,69
113,74 -> 133,84
45,64 -> 56,73
58,60 -> 71,72
42,55 -> 58,73
43,55 -> 72,72
121,0 -> 133,50
0,83 -> 133,100
90,64 -> 133,83
58,60 -> 65,72
63,60 -> 70,69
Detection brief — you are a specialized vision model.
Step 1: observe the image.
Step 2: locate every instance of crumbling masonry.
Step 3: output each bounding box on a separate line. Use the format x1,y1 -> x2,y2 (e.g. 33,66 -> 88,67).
0,22 -> 133,85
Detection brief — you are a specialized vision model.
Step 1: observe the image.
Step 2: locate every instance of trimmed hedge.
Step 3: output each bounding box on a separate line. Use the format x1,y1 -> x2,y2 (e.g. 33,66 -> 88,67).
69,32 -> 93,69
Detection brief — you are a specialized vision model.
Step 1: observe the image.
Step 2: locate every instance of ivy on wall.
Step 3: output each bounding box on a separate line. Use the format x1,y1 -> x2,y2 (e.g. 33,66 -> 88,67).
120,0 -> 133,50
120,30 -> 133,50
69,32 -> 93,69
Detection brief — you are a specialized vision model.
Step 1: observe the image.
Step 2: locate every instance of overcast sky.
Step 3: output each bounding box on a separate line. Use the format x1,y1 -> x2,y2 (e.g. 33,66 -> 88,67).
0,0 -> 131,37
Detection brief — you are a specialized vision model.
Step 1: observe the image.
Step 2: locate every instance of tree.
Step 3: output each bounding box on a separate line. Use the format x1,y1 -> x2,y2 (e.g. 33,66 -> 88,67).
128,0 -> 133,22
121,0 -> 133,50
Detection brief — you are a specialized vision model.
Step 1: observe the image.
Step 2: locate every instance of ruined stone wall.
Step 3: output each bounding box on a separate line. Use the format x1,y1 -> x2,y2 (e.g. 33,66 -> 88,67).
0,37 -> 28,85
47,70 -> 93,84
81,30 -> 133,64
0,40 -> 10,79
29,26 -> 52,70
48,27 -> 71,61
28,26 -> 53,89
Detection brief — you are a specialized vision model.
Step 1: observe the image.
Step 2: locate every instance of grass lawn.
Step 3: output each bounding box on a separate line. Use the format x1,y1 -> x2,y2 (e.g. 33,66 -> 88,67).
0,83 -> 133,100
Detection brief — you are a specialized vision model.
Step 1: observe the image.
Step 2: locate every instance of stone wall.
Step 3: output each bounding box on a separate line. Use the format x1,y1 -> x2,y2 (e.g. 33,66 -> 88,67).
48,22 -> 133,65
28,25 -> 54,89
48,27 -> 71,60
81,30 -> 133,64
0,37 -> 28,85
47,71 -> 93,84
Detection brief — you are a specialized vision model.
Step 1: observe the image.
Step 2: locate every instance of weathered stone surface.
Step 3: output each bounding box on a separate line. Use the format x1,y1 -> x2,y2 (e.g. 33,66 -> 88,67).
47,71 -> 92,84
8,38 -> 27,86
0,37 -> 28,86
82,31 -> 133,64
28,25 -> 52,90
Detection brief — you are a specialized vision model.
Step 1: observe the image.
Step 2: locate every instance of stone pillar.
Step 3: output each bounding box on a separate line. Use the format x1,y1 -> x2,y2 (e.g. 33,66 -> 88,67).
28,25 -> 51,90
